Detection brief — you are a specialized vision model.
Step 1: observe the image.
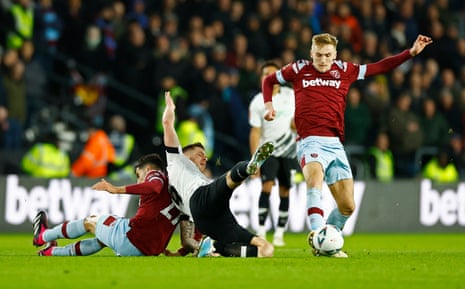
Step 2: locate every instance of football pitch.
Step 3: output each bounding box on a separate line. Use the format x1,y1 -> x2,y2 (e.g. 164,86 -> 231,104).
1,233 -> 464,289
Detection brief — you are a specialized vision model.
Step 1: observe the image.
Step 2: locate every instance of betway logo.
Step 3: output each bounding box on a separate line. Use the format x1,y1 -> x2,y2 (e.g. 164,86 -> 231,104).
302,78 -> 341,89
420,179 -> 465,226
5,175 -> 131,225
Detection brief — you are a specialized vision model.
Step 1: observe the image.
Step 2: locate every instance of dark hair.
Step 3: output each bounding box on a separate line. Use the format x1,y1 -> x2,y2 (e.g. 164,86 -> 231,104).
260,61 -> 280,72
182,142 -> 205,153
134,153 -> 165,172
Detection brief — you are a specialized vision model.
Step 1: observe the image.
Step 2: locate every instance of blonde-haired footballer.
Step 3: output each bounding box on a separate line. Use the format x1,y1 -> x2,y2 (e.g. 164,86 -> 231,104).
262,33 -> 433,257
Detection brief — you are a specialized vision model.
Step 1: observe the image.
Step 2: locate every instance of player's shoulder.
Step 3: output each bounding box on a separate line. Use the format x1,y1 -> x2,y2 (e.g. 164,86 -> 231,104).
333,60 -> 359,72
145,169 -> 167,183
285,59 -> 311,73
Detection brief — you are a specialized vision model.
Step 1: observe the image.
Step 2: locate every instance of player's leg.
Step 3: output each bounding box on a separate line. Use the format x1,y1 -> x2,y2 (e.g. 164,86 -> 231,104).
225,141 -> 275,189
37,215 -> 105,256
297,137 -> 328,231
257,157 -> 278,239
40,237 -> 106,256
302,161 -> 326,230
192,206 -> 274,258
325,144 -> 355,230
214,236 -> 274,258
213,231 -> 274,258
33,210 -> 91,247
257,180 -> 273,239
327,179 -> 355,230
272,158 -> 294,246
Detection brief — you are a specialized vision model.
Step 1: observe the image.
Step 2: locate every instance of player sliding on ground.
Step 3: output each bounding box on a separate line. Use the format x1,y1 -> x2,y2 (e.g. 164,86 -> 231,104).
32,153 -> 200,256
262,33 -> 433,257
162,90 -> 275,257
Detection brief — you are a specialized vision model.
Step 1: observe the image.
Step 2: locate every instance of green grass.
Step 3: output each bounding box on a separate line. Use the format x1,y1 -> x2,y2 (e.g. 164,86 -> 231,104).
1,233 -> 464,289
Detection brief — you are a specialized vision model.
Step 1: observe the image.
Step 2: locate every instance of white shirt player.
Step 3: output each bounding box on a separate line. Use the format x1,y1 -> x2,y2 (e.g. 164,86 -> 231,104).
249,86 -> 296,158
166,147 -> 212,219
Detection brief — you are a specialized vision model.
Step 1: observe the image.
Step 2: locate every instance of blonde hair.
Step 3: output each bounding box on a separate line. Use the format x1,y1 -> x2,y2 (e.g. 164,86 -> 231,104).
312,33 -> 338,48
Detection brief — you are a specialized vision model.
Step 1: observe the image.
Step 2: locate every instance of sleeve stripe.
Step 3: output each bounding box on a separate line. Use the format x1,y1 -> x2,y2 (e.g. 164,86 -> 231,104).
276,70 -> 286,84
358,64 -> 367,80
166,146 -> 180,154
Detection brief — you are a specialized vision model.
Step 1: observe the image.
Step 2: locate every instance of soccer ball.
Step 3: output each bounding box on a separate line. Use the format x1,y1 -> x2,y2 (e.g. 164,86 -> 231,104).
310,224 -> 344,256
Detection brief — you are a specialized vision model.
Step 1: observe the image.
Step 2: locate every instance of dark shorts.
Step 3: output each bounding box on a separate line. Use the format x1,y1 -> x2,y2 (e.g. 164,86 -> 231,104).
260,156 -> 299,188
189,174 -> 254,245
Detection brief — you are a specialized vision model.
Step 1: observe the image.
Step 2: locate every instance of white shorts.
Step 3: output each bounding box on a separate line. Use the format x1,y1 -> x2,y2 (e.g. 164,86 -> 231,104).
297,136 -> 353,185
95,214 -> 143,256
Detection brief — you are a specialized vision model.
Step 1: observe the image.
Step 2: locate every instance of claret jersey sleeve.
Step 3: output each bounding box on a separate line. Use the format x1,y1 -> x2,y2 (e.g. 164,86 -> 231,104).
125,170 -> 165,195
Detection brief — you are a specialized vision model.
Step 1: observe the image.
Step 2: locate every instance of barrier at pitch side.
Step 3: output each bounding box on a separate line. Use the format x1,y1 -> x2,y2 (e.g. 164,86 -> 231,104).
0,175 -> 464,233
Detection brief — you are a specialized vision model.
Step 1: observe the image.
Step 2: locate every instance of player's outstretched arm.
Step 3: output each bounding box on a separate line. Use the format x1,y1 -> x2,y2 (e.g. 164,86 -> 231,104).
366,34 -> 433,77
162,91 -> 181,148
92,179 -> 125,194
409,34 -> 433,56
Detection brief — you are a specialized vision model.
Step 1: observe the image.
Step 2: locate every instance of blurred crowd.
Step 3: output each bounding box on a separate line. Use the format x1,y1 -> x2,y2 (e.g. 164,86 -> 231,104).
1,0 -> 465,181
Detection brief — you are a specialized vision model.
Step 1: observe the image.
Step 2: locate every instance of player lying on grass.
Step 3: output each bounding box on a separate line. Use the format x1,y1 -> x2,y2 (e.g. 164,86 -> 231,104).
33,153 -> 200,256
162,90 -> 275,257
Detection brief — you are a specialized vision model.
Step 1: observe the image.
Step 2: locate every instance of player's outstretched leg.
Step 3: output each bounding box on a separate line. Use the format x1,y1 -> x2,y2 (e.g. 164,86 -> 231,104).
247,142 -> 274,175
33,210 -> 49,247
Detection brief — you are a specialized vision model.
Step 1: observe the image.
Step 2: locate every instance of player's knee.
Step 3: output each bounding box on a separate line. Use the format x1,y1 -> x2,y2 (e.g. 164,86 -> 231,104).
84,215 -> 98,233
340,203 -> 355,216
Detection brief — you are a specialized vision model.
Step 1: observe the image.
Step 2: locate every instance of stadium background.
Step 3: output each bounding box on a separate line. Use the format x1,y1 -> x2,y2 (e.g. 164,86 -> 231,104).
0,0 -> 465,233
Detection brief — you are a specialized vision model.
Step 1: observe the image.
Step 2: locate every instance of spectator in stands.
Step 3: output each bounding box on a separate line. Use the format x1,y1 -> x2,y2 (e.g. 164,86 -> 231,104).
20,40 -> 48,128
33,0 -> 62,58
2,55 -> 27,130
126,0 -> 148,30
71,119 -> 115,178
21,130 -> 70,178
367,131 -> 394,183
155,76 -> 188,137
449,134 -> 465,179
94,1 -> 117,62
244,13 -> 270,60
115,20 -> 152,93
386,91 -> 424,178
4,0 -> 34,50
56,0 -> 86,60
407,71 -> 428,114
330,2 -> 364,53
111,0 -> 127,41
423,148 -> 459,184
108,114 -> 138,181
344,87 -> 372,147
437,88 -> 463,136
0,105 -> 23,150
78,25 -> 111,73
419,97 -> 450,148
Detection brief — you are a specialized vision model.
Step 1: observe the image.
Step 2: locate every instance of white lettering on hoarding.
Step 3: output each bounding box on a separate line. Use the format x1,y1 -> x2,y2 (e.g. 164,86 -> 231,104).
230,178 -> 365,236
5,175 -> 131,225
420,179 -> 465,226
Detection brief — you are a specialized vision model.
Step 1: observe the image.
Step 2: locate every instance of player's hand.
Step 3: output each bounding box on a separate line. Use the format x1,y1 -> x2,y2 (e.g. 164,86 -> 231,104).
162,91 -> 176,125
264,102 -> 276,121
92,178 -> 115,193
409,35 -> 433,56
